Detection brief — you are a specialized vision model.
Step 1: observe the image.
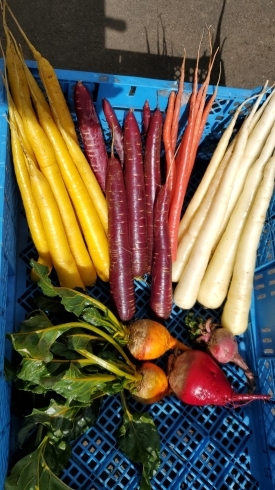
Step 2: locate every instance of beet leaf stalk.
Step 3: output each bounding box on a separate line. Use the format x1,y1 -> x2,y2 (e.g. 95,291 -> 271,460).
30,260 -> 190,361
117,391 -> 160,490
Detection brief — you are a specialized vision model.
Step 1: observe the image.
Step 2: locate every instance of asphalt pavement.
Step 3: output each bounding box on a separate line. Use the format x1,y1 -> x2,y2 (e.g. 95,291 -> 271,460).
1,0 -> 275,89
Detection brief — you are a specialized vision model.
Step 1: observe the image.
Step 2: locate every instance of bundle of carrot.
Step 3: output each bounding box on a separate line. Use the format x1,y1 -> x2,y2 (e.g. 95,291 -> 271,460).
89,93 -> 170,321
1,0 -> 173,323
1,1 -> 109,289
173,78 -> 275,336
164,31 -> 220,263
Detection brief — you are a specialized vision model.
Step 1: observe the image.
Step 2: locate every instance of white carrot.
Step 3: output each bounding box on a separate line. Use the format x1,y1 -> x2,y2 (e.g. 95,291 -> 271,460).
221,154 -> 275,335
212,86 -> 275,250
198,120 -> 275,308
172,141 -> 235,282
173,90 -> 269,283
173,92 -> 263,310
177,87 -> 268,242
246,84 -> 272,132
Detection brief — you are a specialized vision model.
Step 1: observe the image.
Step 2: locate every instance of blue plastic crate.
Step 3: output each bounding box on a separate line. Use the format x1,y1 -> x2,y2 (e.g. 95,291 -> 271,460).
0,59 -> 274,490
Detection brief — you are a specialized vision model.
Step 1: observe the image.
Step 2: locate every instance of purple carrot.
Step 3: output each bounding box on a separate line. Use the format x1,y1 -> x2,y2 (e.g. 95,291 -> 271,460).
106,153 -> 136,321
124,109 -> 148,277
74,81 -> 108,192
144,109 -> 162,273
149,183 -> 172,319
102,98 -> 124,166
142,100 -> 151,134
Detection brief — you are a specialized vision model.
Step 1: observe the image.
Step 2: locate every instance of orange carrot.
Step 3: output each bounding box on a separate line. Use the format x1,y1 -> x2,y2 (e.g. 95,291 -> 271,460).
171,51 -> 186,153
168,34 -> 219,261
188,66 -> 221,180
163,91 -> 176,195
188,47 -> 219,172
168,42 -> 201,261
168,103 -> 196,261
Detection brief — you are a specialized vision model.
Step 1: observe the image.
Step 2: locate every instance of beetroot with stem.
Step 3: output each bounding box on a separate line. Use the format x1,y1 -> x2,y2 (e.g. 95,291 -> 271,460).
127,319 -> 191,361
185,314 -> 256,392
168,350 -> 270,407
131,361 -> 169,404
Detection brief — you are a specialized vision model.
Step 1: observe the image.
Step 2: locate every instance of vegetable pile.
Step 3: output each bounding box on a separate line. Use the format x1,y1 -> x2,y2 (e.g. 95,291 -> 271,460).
4,262 -> 271,490
1,1 -> 274,489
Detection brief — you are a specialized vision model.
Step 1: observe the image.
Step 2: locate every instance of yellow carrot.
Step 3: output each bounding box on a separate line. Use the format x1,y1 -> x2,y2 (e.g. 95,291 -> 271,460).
6,1 -> 78,144
30,99 -> 110,281
6,34 -> 108,282
5,6 -> 108,232
17,66 -> 109,282
1,37 -> 52,273
56,122 -> 108,234
3,7 -> 32,117
4,34 -> 97,286
25,151 -> 85,289
20,101 -> 97,287
11,92 -> 38,167
22,52 -> 108,233
9,107 -> 52,272
8,27 -> 51,116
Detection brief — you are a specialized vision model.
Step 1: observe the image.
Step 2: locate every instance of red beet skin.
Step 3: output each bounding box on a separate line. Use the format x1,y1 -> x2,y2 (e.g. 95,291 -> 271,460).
144,109 -> 162,273
102,98 -> 124,166
208,328 -> 238,363
74,81 -> 108,192
149,183 -> 172,319
106,155 -> 136,321
168,350 -> 271,406
124,109 -> 148,277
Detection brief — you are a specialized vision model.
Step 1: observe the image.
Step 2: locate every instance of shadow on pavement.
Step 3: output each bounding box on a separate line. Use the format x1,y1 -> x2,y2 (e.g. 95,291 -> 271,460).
102,0 -> 226,86
1,0 -> 227,86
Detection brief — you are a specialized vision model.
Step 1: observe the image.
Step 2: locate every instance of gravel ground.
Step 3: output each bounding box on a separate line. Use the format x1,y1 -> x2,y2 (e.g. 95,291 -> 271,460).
1,0 -> 275,88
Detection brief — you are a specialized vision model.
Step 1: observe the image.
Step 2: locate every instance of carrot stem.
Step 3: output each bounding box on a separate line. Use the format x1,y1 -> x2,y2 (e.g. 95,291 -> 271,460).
188,63 -> 221,179
168,69 -> 199,261
168,36 -> 219,261
187,52 -> 220,180
171,50 -> 186,153
163,91 -> 176,195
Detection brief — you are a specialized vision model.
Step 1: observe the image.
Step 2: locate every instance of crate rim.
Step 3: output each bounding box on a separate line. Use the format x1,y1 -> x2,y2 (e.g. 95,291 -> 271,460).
0,58 -> 274,490
0,57 -> 267,102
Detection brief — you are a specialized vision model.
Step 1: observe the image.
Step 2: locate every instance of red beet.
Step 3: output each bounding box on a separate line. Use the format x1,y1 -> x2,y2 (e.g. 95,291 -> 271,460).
168,350 -> 270,407
74,81 -> 108,192
187,317 -> 256,392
